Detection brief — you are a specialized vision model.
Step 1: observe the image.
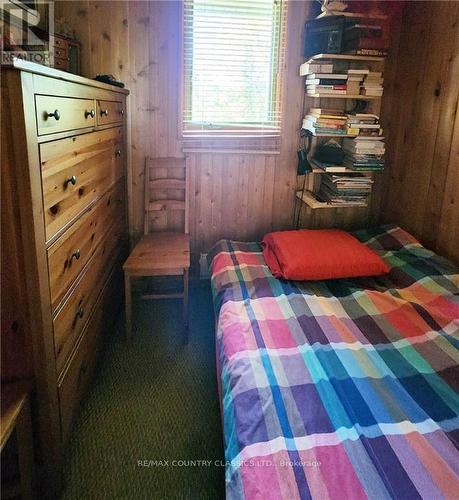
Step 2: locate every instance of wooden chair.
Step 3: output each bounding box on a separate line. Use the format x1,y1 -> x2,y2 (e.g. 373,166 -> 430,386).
123,157 -> 190,341
1,382 -> 34,500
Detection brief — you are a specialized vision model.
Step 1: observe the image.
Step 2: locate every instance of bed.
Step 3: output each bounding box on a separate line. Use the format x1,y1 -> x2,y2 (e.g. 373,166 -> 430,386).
208,225 -> 459,500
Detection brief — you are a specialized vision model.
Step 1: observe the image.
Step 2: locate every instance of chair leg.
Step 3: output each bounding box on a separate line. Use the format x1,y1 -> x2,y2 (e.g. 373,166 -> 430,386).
124,272 -> 132,340
183,268 -> 189,341
16,395 -> 34,500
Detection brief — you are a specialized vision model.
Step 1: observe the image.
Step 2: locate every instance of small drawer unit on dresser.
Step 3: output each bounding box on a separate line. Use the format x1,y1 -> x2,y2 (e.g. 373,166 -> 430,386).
1,59 -> 129,492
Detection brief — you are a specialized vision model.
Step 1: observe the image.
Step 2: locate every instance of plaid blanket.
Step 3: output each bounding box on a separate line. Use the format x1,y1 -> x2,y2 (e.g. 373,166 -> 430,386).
209,225 -> 459,500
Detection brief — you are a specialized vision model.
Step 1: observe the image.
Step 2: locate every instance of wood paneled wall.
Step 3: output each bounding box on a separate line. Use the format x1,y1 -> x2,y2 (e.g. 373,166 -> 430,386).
377,1 -> 459,265
56,0 -> 459,269
55,0 -> 311,269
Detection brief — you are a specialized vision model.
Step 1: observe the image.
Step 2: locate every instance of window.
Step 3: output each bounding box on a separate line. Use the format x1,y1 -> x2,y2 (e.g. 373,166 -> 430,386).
182,0 -> 288,152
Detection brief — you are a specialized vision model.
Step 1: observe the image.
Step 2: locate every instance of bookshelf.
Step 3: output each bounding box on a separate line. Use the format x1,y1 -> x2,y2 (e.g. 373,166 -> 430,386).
305,53 -> 385,63
305,94 -> 380,100
296,50 -> 386,215
296,190 -> 367,209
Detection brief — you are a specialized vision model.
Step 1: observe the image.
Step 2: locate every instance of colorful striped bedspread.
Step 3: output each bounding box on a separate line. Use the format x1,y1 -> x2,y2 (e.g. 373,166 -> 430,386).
208,225 -> 459,500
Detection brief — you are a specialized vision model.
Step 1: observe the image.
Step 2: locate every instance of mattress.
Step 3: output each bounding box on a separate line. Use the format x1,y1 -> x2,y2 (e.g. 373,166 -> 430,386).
208,225 -> 459,500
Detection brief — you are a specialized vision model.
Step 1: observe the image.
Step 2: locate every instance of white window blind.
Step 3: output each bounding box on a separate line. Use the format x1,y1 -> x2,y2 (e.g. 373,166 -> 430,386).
182,0 -> 288,152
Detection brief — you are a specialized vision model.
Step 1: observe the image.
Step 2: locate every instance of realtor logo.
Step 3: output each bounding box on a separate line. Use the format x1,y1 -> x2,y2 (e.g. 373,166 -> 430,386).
1,0 -> 54,65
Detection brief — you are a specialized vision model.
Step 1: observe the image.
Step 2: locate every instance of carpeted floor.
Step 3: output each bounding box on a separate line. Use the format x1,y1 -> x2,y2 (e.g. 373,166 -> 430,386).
61,281 -> 225,500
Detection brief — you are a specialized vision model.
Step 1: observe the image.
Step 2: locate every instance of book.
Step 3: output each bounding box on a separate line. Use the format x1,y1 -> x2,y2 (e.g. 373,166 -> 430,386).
349,113 -> 380,120
309,108 -> 345,115
302,120 -> 349,135
347,123 -> 381,129
305,115 -> 347,125
311,159 -> 348,173
307,90 -> 347,95
348,48 -> 388,57
306,79 -> 350,86
306,84 -> 348,90
306,73 -> 347,80
362,89 -> 383,97
299,62 -> 333,76
348,68 -> 370,75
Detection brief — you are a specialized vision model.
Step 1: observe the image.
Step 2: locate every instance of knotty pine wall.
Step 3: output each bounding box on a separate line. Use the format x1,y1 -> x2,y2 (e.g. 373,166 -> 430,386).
56,1 -> 459,269
56,0 -> 356,271
377,1 -> 459,265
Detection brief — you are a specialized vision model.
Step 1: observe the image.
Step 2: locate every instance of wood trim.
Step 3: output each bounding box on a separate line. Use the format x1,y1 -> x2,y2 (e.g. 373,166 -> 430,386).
181,148 -> 281,155
178,0 -> 185,143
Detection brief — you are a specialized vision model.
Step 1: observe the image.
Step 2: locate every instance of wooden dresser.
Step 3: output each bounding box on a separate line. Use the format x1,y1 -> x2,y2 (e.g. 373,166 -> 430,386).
1,59 -> 129,493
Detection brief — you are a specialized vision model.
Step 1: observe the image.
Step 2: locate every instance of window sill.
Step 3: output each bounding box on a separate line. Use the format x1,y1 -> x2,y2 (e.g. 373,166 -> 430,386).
181,134 -> 281,155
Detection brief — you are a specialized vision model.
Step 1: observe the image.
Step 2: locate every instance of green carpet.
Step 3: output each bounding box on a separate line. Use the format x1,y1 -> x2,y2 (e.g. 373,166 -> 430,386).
61,281 -> 225,500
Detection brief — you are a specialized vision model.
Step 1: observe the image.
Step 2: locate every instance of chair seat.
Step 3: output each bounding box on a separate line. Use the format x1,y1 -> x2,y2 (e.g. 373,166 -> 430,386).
123,232 -> 190,276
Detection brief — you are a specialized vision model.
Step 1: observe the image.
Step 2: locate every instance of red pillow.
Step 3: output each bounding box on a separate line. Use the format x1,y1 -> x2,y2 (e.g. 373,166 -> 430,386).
262,229 -> 389,281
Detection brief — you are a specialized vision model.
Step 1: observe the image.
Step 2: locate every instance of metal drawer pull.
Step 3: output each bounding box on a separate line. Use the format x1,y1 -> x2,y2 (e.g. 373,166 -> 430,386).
70,249 -> 81,261
64,175 -> 77,188
119,109 -> 124,116
115,149 -> 122,157
85,109 -> 95,118
100,109 -> 109,116
46,109 -> 60,120
76,306 -> 84,319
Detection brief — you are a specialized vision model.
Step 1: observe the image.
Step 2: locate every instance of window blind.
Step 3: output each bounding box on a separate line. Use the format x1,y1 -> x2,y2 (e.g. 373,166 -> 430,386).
182,0 -> 288,152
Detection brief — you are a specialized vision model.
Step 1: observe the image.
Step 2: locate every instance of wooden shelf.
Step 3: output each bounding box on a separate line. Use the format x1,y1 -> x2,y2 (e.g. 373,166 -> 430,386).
302,130 -> 358,138
306,53 -> 385,63
296,190 -> 367,209
306,93 -> 381,100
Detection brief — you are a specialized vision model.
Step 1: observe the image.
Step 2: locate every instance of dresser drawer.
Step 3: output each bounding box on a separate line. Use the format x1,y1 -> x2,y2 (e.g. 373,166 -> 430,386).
40,127 -> 125,242
57,293 -> 103,442
57,258 -> 124,442
96,99 -> 125,126
54,44 -> 68,60
53,216 -> 125,375
47,181 -> 126,311
54,36 -> 67,49
54,57 -> 70,72
35,95 -> 96,135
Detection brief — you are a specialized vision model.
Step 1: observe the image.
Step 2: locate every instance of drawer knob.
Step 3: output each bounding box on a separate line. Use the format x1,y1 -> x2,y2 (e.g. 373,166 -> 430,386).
76,306 -> 84,319
70,249 -> 81,261
85,109 -> 95,118
46,109 -> 60,121
115,149 -> 122,157
119,109 -> 124,116
64,175 -> 77,188
101,109 -> 109,117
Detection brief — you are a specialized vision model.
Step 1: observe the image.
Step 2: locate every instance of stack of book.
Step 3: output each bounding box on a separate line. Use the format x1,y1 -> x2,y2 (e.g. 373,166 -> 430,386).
303,108 -> 348,136
305,73 -> 348,96
317,173 -> 373,207
299,61 -> 333,76
342,137 -> 385,171
346,70 -> 365,95
346,113 -> 382,136
362,72 -> 384,96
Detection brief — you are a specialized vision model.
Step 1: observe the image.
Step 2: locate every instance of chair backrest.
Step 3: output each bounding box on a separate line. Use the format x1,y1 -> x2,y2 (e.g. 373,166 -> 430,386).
144,157 -> 189,235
